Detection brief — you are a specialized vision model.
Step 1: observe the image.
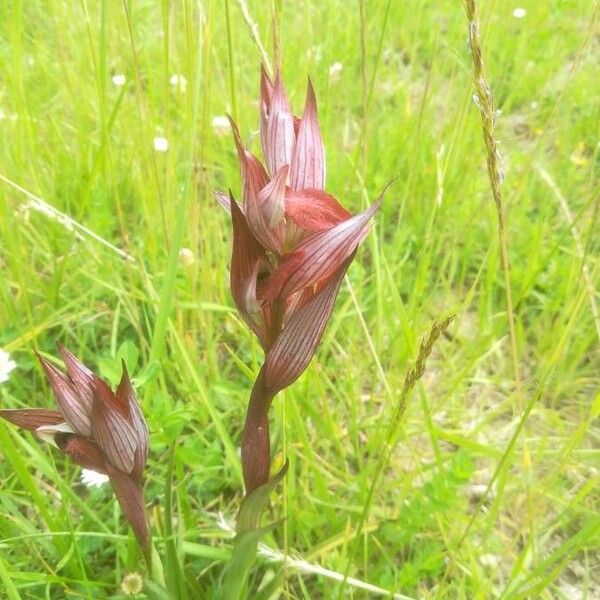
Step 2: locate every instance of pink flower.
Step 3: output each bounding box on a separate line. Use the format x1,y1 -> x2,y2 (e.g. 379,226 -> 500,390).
217,67 -> 381,495
0,346 -> 149,548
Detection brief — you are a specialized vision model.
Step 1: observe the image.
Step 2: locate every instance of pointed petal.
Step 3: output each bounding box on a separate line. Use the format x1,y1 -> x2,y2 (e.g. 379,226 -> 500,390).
258,165 -> 288,228
264,199 -> 380,301
214,190 -> 232,213
264,72 -> 295,177
285,188 -> 351,232
230,193 -> 268,347
107,465 -> 149,549
260,64 -> 273,156
229,116 -> 269,212
38,355 -> 92,437
290,79 -> 325,190
264,255 -> 353,394
116,364 -> 148,482
57,345 -> 94,413
246,165 -> 289,253
91,379 -> 137,474
0,408 -> 64,431
55,433 -> 108,473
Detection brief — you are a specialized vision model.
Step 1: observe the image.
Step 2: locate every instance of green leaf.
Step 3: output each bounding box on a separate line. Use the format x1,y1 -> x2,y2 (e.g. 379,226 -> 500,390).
222,462 -> 289,600
237,461 -> 289,533
223,520 -> 284,600
144,580 -> 174,600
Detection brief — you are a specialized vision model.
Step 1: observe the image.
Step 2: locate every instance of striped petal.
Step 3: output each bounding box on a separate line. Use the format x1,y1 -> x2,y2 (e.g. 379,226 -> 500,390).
259,64 -> 273,162
214,190 -> 232,212
55,433 -> 108,474
39,355 -> 92,437
0,408 -> 64,431
264,71 -> 295,177
229,116 -> 269,213
116,365 -> 148,482
246,165 -> 289,253
263,198 -> 380,301
264,255 -> 353,394
290,79 -> 325,190
230,193 -> 269,347
58,345 -> 94,413
107,464 -> 149,549
91,379 -> 137,474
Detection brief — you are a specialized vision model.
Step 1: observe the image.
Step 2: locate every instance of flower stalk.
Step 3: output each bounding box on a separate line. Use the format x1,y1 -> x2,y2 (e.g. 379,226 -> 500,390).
219,65 -> 382,509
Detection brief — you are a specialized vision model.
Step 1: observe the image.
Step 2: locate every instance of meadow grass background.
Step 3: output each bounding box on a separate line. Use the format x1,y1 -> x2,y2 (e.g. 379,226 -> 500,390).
0,0 -> 599,598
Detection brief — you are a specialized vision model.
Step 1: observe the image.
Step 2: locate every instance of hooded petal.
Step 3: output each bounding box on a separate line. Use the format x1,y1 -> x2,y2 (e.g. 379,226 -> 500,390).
262,198 -> 380,302
246,165 -> 289,254
57,345 -> 95,408
55,432 -> 108,474
258,165 -> 288,228
229,116 -> 269,213
91,378 -> 137,474
259,64 -> 273,159
38,355 -> 92,437
230,193 -> 269,347
264,71 -> 295,177
0,408 -> 64,431
116,364 -> 148,482
285,188 -> 351,232
290,79 -> 325,190
264,254 -> 353,394
107,464 -> 149,549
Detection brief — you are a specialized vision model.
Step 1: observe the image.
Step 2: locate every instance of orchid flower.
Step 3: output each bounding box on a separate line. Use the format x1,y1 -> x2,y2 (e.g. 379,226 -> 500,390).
0,346 -> 149,549
217,67 -> 381,497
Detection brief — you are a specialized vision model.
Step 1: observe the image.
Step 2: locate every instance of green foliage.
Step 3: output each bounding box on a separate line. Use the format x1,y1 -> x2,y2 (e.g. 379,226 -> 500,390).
0,0 -> 598,598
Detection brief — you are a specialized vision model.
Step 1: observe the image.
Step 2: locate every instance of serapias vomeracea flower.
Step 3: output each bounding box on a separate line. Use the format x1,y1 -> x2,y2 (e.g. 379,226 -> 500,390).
217,66 -> 383,498
0,346 -> 149,549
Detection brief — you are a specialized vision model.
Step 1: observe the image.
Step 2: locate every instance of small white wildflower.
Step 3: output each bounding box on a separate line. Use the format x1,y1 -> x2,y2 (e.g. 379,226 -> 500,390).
512,8 -> 526,18
211,115 -> 230,136
120,572 -> 143,596
479,554 -> 500,568
0,108 -> 6,120
81,468 -> 109,488
0,349 -> 17,383
530,101 -> 538,110
328,61 -> 343,81
153,136 -> 169,152
111,73 -> 127,87
169,73 -> 188,92
178,247 -> 195,266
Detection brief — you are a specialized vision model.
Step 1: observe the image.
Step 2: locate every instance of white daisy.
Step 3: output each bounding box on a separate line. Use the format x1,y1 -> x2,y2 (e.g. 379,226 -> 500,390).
178,247 -> 195,266
112,73 -> 127,87
153,136 -> 169,152
328,61 -> 343,81
169,73 -> 188,92
0,349 -> 17,383
211,115 -> 230,136
512,8 -> 526,18
81,468 -> 109,488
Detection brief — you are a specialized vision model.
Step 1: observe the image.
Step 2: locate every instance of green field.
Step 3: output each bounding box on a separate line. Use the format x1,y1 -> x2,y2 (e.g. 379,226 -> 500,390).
0,1 -> 598,598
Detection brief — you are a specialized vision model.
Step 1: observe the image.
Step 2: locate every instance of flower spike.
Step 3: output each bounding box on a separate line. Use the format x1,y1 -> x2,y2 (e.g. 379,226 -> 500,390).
0,347 -> 150,549
217,67 -> 383,501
